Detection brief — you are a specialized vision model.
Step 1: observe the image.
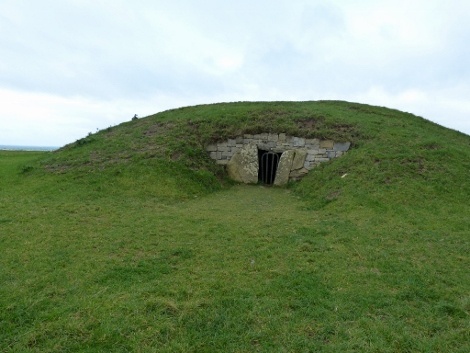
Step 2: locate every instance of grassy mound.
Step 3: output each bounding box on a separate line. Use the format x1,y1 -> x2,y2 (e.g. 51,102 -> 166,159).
1,101 -> 469,352
33,101 -> 356,201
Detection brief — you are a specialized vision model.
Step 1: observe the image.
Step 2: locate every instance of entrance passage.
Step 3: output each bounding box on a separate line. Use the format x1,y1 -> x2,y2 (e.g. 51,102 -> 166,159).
258,150 -> 282,185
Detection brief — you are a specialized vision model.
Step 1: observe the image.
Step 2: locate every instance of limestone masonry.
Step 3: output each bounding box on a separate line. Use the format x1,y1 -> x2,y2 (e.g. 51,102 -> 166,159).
206,133 -> 351,185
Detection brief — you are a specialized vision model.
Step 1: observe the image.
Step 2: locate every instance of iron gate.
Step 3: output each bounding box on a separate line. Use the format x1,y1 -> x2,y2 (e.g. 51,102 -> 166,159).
259,151 -> 280,185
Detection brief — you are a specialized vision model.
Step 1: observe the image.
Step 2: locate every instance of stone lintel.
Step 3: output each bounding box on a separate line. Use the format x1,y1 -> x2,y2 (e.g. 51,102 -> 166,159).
257,143 -> 270,151
272,147 -> 286,153
268,133 -> 279,142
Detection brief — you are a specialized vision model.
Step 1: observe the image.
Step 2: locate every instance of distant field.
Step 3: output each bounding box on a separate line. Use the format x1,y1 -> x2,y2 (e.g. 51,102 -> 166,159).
1,101 -> 469,352
0,145 -> 58,151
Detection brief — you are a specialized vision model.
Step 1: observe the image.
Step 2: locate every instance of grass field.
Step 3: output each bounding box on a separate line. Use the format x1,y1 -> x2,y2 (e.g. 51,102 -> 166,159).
1,101 -> 469,352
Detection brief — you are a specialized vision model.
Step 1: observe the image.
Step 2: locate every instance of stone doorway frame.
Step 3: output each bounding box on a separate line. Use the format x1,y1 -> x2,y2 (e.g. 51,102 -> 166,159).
206,133 -> 351,185
258,150 -> 282,185
225,143 -> 306,186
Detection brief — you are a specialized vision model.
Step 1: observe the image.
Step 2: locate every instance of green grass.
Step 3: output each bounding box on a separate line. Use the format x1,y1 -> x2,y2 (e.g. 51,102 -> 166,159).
1,101 -> 469,352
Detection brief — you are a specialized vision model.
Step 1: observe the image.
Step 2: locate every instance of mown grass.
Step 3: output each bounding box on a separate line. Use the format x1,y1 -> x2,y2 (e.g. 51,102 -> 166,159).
1,101 -> 469,352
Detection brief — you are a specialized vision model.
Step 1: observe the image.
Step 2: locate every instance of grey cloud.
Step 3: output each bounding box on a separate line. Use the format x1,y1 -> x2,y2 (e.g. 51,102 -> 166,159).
1,0 -> 469,146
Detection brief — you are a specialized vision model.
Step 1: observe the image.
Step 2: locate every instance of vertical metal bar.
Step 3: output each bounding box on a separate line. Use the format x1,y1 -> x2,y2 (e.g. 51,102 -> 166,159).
262,152 -> 268,184
267,152 -> 273,184
264,154 -> 268,184
271,153 -> 279,184
260,151 -> 281,185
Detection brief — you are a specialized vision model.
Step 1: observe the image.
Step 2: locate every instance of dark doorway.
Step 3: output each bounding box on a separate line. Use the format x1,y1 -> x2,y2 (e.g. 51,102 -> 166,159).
258,150 -> 282,185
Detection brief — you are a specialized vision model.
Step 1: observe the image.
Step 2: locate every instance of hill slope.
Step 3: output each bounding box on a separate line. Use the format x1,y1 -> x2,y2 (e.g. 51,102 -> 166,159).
1,101 -> 469,352
37,100 -> 470,202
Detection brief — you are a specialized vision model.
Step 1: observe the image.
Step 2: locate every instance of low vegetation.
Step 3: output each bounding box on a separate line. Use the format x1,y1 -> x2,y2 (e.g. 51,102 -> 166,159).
1,101 -> 469,352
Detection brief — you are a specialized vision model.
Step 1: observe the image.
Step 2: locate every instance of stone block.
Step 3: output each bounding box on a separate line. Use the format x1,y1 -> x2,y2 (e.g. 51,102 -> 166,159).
267,141 -> 276,149
210,152 -> 218,159
218,146 -> 230,152
258,143 -> 270,150
306,154 -> 316,162
292,137 -> 306,147
217,152 -> 222,159
278,133 -> 286,142
320,140 -> 334,149
292,149 -> 307,170
244,134 -> 253,139
236,136 -> 244,144
304,161 -> 314,170
289,168 -> 309,178
327,151 -> 336,158
333,142 -> 351,152
274,150 -> 295,186
222,152 -> 232,158
227,143 -> 259,184
243,139 -> 253,144
305,144 -> 319,150
216,159 -> 228,165
307,149 -> 320,155
268,133 -> 279,142
305,138 -> 320,145
260,133 -> 268,140
315,157 -> 330,162
206,144 -> 218,152
227,139 -> 237,147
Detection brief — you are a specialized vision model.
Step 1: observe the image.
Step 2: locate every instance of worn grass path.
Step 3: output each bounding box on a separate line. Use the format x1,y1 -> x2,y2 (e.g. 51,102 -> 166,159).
1,152 -> 468,352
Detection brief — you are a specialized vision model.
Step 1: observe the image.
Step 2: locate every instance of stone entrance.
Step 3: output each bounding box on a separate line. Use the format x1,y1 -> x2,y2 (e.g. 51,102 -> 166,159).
258,150 -> 282,185
206,133 -> 351,185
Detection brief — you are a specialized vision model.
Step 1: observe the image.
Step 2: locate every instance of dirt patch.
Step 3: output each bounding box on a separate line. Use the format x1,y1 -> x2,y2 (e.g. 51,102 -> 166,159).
421,142 -> 441,150
296,118 -> 319,130
144,122 -> 175,137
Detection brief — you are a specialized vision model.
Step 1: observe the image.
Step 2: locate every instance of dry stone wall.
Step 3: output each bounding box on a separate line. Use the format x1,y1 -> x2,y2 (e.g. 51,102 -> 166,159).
206,133 -> 350,184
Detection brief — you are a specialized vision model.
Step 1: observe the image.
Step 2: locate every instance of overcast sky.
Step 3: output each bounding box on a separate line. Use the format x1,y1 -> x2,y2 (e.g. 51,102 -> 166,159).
1,0 -> 470,146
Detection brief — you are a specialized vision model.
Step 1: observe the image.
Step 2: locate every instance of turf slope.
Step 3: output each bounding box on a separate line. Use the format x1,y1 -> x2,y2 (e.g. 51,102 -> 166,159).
1,101 -> 469,352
